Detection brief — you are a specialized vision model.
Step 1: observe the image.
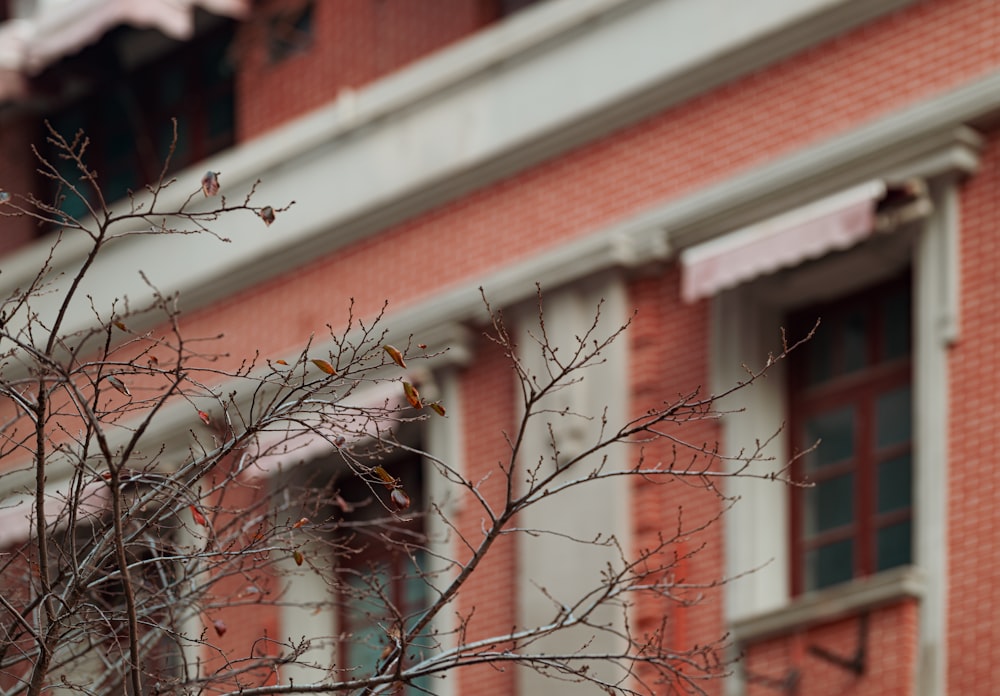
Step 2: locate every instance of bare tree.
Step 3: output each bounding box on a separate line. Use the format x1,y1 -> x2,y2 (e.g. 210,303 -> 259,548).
0,125 -> 800,696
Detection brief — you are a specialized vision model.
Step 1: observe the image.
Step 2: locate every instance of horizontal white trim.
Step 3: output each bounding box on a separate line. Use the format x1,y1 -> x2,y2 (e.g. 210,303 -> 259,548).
731,565 -> 925,644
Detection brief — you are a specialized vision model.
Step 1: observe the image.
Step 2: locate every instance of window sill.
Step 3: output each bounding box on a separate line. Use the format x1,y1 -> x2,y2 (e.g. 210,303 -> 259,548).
730,565 -> 925,644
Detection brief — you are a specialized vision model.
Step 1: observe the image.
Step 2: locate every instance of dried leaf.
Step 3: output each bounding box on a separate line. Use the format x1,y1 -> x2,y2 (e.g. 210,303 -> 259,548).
147,355 -> 159,369
293,550 -> 304,566
292,517 -> 309,529
189,505 -> 208,527
373,465 -> 396,486
311,358 -> 336,375
417,343 -> 427,349
201,170 -> 220,197
113,320 -> 128,332
213,619 -> 227,637
402,381 -> 422,409
106,375 -> 131,397
429,402 -> 446,417
275,359 -> 288,366
383,344 -> 406,368
259,206 -> 276,226
197,410 -> 211,426
390,487 -> 411,511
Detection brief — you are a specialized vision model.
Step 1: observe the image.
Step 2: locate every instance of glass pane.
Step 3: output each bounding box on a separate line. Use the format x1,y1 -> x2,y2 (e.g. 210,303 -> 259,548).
344,566 -> 391,676
805,473 -> 854,536
207,91 -> 235,144
805,539 -> 853,591
806,319 -> 832,385
883,287 -> 911,360
877,454 -> 912,513
158,65 -> 185,107
842,308 -> 867,373
804,406 -> 855,471
876,385 -> 912,449
876,520 -> 912,571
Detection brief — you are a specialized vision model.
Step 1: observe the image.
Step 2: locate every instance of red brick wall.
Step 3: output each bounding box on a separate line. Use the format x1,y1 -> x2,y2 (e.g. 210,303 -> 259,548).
157,4 -> 1000,692
949,126 -> 1000,694
454,330 -> 518,696
742,600 -> 919,695
0,115 -> 42,254
236,0 -> 497,140
180,0 -> 1000,368
6,0 -> 1000,692
628,268 -> 725,692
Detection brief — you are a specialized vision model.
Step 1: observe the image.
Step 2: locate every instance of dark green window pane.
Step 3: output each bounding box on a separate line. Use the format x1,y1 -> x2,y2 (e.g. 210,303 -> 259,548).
203,32 -> 235,83
876,385 -> 912,449
883,287 -> 911,360
805,539 -> 853,591
877,454 -> 912,513
158,65 -> 185,107
207,92 -> 235,142
805,406 -> 855,471
876,520 -> 912,571
805,473 -> 854,536
806,320 -> 832,385
344,566 -> 391,675
842,308 -> 867,373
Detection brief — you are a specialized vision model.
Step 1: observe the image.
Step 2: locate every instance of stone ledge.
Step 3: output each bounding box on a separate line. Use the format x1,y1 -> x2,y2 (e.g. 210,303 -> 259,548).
731,565 -> 925,645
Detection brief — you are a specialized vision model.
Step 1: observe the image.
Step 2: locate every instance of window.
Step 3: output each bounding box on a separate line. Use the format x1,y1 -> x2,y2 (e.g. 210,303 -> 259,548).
42,480 -> 185,695
39,20 -> 236,222
788,273 -> 913,593
268,2 -> 314,64
331,451 -> 430,693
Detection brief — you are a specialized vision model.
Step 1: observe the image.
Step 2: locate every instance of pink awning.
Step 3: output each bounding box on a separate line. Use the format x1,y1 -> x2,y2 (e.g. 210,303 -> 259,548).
0,0 -> 248,100
680,180 -> 887,303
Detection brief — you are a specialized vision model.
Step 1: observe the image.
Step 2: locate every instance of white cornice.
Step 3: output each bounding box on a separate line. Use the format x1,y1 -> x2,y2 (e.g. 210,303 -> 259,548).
1,81 -> 986,502
0,0 -> 919,344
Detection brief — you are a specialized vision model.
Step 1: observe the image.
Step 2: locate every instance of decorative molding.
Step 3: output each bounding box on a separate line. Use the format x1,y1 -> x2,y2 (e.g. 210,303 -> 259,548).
662,125 -> 982,251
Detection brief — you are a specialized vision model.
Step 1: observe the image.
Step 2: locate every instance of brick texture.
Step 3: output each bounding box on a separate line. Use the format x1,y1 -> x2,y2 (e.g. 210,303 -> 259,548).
236,0 -> 497,140
5,0 -> 1000,692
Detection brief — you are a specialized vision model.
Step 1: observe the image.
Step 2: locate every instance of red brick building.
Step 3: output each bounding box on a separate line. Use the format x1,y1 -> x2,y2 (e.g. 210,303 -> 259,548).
0,0 -> 997,694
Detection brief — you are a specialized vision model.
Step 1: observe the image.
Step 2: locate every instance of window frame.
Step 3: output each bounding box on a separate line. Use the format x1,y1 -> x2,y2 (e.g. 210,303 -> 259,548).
787,273 -> 913,595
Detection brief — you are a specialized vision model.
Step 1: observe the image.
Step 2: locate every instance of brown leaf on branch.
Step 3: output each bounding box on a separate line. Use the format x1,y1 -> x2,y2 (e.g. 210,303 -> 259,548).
106,375 -> 131,397
259,206 -> 276,226
293,550 -> 304,566
402,381 -> 422,409
311,359 -> 336,375
389,487 -> 410,511
197,410 -> 211,425
373,465 -> 396,487
201,170 -> 220,196
383,344 -> 406,368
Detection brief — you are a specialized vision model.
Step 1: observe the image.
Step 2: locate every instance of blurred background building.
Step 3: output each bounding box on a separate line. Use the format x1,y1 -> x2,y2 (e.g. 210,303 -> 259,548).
0,0 -> 997,694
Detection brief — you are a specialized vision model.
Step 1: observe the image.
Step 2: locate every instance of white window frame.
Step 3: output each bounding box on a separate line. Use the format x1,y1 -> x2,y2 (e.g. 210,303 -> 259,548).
715,181 -> 958,696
